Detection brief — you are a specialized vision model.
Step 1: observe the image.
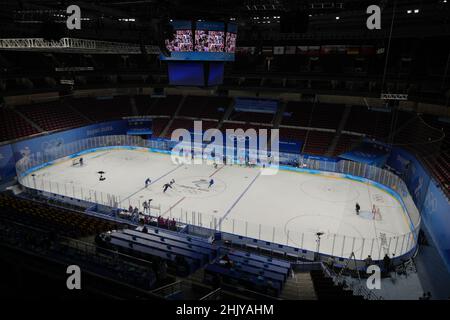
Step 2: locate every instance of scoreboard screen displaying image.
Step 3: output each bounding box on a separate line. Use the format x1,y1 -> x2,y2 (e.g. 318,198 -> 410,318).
194,30 -> 225,52
195,22 -> 225,52
164,20 -> 193,52
165,30 -> 193,52
208,31 -> 225,52
194,30 -> 209,52
225,33 -> 236,52
225,23 -> 237,53
161,20 -> 236,61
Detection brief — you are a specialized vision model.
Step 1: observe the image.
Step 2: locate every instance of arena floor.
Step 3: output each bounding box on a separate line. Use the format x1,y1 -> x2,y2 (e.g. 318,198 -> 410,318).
23,149 -> 414,260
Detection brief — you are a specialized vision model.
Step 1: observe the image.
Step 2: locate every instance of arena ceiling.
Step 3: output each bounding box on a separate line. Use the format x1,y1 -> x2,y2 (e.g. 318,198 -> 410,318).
1,0 -> 449,44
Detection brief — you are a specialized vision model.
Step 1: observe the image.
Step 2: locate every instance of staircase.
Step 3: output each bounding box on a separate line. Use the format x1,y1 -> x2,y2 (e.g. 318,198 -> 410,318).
217,99 -> 235,130
326,104 -> 352,156
160,95 -> 187,137
272,101 -> 287,129
64,100 -> 93,123
129,96 -> 139,116
188,267 -> 205,284
280,271 -> 317,300
310,269 -> 364,300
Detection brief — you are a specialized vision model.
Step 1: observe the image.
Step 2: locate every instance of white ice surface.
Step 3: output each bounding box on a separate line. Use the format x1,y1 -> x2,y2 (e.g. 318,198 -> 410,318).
23,149 -> 413,259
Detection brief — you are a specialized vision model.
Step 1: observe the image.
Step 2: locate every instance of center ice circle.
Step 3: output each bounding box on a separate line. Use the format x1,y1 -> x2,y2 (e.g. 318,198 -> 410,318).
300,178 -> 359,203
173,176 -> 226,198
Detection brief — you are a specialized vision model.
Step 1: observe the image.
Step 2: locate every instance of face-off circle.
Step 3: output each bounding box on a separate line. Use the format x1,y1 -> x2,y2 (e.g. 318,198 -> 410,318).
172,176 -> 226,198
300,178 -> 360,203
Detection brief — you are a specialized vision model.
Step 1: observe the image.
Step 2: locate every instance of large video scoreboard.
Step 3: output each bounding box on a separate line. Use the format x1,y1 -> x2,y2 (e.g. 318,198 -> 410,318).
162,20 -> 236,87
161,20 -> 237,61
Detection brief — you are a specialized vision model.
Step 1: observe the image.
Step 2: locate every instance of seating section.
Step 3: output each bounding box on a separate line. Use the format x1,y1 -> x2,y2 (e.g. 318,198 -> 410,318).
303,131 -> 335,155
204,249 -> 291,297
70,96 -> 132,121
221,121 -> 271,132
279,127 -> 308,142
344,106 -> 396,139
333,134 -> 360,156
135,95 -> 159,115
386,114 -> 450,195
151,118 -> 170,137
282,102 -> 346,129
310,103 -> 345,129
103,226 -> 216,276
144,95 -> 182,116
178,96 -> 230,120
423,154 -> 450,194
229,110 -> 275,124
16,101 -> 89,132
417,117 -> 450,194
0,193 -> 118,238
0,107 -> 39,142
282,102 -> 314,127
162,119 -> 219,138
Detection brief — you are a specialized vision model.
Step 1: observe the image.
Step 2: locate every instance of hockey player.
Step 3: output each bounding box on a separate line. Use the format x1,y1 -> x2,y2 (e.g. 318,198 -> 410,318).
355,202 -> 360,215
145,178 -> 151,188
143,200 -> 149,214
79,157 -> 84,166
163,183 -> 173,193
208,178 -> 214,188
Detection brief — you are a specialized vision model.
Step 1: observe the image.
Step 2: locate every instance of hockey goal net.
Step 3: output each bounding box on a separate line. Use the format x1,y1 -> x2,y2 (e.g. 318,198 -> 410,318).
372,205 -> 382,221
72,157 -> 84,166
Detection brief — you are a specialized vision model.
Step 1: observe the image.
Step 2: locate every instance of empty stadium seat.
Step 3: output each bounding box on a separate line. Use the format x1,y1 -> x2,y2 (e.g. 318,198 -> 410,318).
0,107 -> 39,142
16,101 -> 89,132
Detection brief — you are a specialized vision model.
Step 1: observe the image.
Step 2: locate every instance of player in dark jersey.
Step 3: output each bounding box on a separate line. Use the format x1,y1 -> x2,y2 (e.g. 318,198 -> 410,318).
163,183 -> 173,193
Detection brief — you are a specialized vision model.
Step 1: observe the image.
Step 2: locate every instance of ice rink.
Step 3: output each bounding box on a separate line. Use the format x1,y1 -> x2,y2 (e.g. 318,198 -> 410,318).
22,149 -> 414,260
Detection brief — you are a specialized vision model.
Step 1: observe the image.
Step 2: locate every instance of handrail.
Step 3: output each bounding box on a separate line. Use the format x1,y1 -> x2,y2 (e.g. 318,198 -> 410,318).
151,280 -> 183,296
199,288 -> 222,301
321,262 -> 383,300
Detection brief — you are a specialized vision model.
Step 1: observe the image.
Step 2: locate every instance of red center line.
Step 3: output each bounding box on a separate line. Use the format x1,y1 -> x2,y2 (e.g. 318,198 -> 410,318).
209,164 -> 225,177
163,196 -> 186,215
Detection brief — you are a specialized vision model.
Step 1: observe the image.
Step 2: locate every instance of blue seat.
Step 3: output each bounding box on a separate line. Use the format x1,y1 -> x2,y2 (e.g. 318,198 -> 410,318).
124,229 -> 214,261
136,226 -> 213,250
111,232 -> 205,264
229,262 -> 285,284
109,236 -> 197,271
230,250 -> 291,269
205,263 -> 281,295
228,253 -> 289,278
